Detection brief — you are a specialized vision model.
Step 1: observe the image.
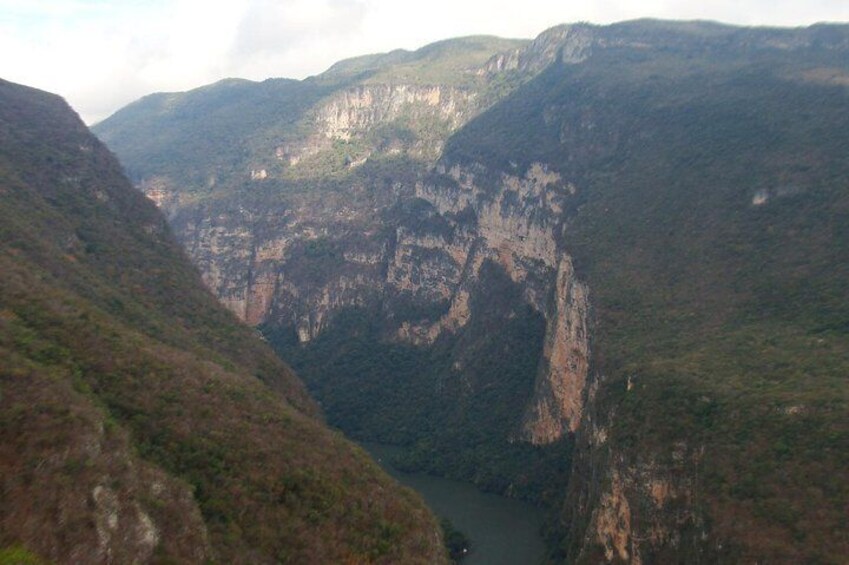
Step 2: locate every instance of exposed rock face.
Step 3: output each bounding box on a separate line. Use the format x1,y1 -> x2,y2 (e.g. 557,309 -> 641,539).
168,157 -> 591,443
566,436 -> 708,565
138,176 -> 180,214
521,256 -> 589,442
272,84 -> 479,170
479,24 -> 595,75
316,84 -> 475,139
402,162 -> 592,441
172,188 -> 390,333
125,43 -> 598,452
594,469 -> 633,563
96,21 -> 849,564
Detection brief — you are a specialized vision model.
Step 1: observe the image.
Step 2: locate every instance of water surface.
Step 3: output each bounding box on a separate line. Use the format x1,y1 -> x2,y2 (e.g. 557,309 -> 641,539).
362,442 -> 546,565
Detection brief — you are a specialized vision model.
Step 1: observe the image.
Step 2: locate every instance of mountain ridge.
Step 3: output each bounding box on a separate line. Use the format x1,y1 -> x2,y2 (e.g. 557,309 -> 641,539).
94,19 -> 849,563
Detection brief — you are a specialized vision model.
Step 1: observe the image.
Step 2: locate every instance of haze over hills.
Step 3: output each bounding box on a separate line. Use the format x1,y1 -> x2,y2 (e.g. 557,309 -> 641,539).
0,78 -> 448,564
93,18 -> 849,563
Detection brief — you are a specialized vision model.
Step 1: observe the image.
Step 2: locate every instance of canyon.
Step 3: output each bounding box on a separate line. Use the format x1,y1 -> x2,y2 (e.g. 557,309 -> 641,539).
95,20 -> 849,563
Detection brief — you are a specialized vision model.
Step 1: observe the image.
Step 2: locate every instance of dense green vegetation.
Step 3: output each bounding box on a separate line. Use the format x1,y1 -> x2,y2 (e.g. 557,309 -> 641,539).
0,78 -> 446,563
267,261 -> 573,505
0,547 -> 44,565
440,519 -> 471,563
94,35 -> 528,193
444,21 -> 849,562
92,77 -> 334,191
324,36 -> 527,87
91,19 -> 849,563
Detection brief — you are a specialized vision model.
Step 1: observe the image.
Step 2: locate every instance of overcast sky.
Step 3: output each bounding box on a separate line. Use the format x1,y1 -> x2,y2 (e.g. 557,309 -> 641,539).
2,0 -> 848,124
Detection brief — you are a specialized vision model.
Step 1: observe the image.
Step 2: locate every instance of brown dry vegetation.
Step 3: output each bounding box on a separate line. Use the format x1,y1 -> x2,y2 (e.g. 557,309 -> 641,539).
0,78 -> 446,563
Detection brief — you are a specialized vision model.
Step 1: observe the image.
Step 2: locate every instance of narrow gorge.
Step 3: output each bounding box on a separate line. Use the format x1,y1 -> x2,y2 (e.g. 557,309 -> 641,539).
95,20 -> 849,564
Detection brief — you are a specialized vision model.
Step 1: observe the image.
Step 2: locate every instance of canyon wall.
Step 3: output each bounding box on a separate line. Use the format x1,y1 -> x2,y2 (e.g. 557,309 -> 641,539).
165,157 -> 592,444
95,21 -> 849,562
132,38 -> 603,445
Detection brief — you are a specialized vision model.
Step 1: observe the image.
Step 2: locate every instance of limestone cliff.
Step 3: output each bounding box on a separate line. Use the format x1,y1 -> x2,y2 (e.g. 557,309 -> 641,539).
167,155 -> 591,444
521,257 -> 589,442
123,35 -> 599,447
314,84 -> 475,140
94,21 -> 849,563
479,23 -> 595,75
401,162 -> 592,442
273,83 -> 479,171
563,401 -> 712,564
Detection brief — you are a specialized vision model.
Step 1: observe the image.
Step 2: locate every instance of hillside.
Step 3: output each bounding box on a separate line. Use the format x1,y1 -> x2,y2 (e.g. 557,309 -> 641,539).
94,35 -> 527,196
94,20 -> 849,563
443,19 -> 849,563
0,78 -> 447,564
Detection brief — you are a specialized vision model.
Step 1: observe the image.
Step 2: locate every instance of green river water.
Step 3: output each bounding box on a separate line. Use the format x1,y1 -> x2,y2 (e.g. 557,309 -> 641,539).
362,443 -> 547,565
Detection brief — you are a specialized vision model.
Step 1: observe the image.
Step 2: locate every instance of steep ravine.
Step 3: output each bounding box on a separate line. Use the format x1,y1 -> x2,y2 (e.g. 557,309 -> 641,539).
129,35 -> 599,449
166,158 -> 593,446
96,25 -> 643,561
95,20 -> 849,563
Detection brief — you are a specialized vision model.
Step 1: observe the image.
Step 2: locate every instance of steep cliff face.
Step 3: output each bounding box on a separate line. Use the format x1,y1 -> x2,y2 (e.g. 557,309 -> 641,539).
404,162 -> 591,442
269,83 -> 480,176
171,176 -> 393,334
588,450 -> 707,565
162,167 -> 590,456
521,257 -> 589,442
564,405 -> 711,565
446,20 -> 849,564
314,84 -> 475,140
479,23 -> 595,75
167,152 -> 592,445
96,20 -> 849,564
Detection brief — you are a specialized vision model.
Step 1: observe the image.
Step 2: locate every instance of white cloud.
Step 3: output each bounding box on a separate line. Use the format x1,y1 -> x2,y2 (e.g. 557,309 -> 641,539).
0,0 -> 847,124
227,0 -> 368,79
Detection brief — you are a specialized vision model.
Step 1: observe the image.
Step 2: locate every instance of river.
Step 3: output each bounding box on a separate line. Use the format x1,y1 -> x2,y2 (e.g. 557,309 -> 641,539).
362,443 -> 547,565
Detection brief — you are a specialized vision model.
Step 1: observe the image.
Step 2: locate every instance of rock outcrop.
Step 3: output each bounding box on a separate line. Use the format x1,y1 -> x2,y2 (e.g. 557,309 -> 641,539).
168,156 -> 591,443
95,21 -> 849,563
564,413 -> 712,565
125,37 -> 598,447
521,256 -> 589,442
274,84 -> 479,168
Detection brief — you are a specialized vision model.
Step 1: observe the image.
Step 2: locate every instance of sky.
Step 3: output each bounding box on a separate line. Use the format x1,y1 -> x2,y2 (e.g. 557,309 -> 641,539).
2,0 -> 848,124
